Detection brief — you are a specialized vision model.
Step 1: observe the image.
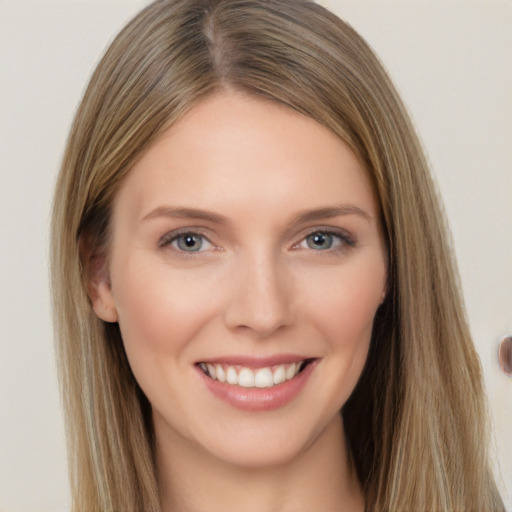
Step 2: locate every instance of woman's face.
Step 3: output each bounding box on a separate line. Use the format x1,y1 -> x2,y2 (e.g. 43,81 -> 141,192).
92,91 -> 387,467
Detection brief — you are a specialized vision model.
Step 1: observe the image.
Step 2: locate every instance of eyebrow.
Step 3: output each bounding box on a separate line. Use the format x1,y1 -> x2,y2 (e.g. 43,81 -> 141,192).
141,204 -> 372,225
287,205 -> 372,226
141,206 -> 228,224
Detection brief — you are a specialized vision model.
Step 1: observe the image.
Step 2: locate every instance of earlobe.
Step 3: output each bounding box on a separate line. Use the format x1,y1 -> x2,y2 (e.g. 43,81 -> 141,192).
80,234 -> 118,323
88,269 -> 118,323
381,266 -> 391,305
379,276 -> 389,305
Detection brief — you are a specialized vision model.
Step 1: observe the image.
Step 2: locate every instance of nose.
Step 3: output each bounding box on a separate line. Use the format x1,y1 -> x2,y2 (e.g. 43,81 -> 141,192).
223,252 -> 294,338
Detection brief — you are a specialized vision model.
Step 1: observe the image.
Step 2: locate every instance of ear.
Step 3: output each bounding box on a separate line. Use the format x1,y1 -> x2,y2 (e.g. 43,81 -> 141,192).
79,235 -> 118,323
380,269 -> 390,305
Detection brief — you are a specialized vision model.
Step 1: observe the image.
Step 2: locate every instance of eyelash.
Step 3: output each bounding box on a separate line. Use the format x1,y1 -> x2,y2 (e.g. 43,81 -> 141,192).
158,227 -> 356,255
158,229 -> 214,254
294,229 -> 356,253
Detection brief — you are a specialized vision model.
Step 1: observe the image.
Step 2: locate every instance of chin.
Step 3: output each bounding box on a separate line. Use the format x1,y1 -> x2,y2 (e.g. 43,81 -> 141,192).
184,407 -> 344,471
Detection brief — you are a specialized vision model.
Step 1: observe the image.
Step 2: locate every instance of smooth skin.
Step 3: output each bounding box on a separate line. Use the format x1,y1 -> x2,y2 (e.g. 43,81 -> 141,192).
90,91 -> 387,512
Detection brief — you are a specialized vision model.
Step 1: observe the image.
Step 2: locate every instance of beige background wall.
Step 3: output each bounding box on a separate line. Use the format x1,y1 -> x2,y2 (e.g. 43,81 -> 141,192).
1,1 -> 510,510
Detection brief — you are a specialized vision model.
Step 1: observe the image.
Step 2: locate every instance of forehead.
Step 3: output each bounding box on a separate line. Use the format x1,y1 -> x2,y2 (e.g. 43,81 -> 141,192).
113,91 -> 377,223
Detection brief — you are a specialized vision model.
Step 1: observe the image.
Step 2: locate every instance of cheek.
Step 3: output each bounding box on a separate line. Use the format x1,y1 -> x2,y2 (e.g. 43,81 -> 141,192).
301,260 -> 385,349
110,255 -> 220,361
291,261 -> 386,418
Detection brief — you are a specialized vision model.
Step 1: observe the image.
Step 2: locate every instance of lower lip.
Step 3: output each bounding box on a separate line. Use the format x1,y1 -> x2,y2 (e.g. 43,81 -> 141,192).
198,361 -> 317,412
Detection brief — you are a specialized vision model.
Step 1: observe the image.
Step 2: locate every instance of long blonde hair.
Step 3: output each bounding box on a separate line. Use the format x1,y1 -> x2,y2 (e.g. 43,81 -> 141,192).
51,1 -> 505,510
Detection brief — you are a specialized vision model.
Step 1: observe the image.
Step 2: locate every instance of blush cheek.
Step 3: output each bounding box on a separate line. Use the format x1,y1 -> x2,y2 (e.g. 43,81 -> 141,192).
110,258 -> 218,388
300,263 -> 386,410
311,273 -> 383,406
310,275 -> 383,349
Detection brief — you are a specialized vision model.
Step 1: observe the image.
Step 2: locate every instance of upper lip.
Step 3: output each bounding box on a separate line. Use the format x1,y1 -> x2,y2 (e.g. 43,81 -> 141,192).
196,354 -> 315,368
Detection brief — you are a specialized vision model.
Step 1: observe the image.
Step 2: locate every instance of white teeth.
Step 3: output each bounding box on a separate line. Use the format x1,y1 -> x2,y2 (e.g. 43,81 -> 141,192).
255,368 -> 273,388
272,365 -> 286,385
285,363 -> 297,380
206,363 -> 216,379
238,368 -> 255,388
216,364 -> 226,382
200,361 -> 308,388
226,366 -> 238,385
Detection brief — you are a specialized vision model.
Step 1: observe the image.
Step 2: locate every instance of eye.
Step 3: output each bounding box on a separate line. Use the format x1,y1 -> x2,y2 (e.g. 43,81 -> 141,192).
304,231 -> 339,250
168,232 -> 213,252
298,230 -> 353,251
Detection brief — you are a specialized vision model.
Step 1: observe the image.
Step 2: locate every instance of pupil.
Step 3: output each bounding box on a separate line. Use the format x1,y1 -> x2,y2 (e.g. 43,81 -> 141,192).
185,236 -> 197,247
313,234 -> 325,246
308,232 -> 332,250
178,234 -> 202,251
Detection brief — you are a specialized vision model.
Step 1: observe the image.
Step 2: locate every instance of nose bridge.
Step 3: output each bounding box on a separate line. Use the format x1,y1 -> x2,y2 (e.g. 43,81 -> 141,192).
224,247 -> 293,336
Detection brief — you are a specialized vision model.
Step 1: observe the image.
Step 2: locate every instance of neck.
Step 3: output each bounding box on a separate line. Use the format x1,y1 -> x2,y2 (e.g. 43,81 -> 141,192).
157,414 -> 365,512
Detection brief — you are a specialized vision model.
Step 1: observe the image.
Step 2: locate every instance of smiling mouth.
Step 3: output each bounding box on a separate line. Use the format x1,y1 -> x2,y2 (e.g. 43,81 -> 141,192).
197,359 -> 314,389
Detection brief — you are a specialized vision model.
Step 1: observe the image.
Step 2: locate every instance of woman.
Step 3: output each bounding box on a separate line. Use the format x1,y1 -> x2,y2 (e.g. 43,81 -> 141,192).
50,0 -> 505,510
